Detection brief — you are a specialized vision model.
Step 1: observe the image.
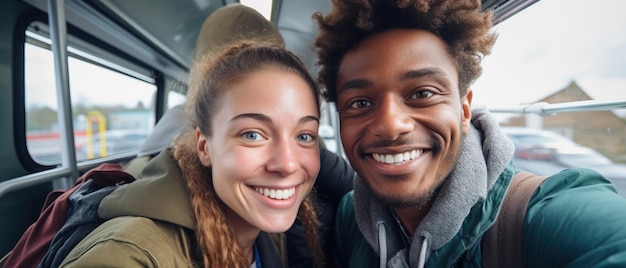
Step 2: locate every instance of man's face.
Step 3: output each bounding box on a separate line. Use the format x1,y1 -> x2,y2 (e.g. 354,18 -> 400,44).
336,29 -> 472,208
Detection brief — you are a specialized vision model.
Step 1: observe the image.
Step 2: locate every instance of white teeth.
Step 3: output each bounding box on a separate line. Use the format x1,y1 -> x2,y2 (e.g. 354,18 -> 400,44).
256,187 -> 296,200
372,150 -> 423,165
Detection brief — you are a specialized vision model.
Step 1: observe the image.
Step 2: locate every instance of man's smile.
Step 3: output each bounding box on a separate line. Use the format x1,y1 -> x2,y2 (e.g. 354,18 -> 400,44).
372,149 -> 424,165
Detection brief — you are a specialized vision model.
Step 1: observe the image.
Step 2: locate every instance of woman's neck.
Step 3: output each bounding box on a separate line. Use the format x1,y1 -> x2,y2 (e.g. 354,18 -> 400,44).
224,207 -> 261,265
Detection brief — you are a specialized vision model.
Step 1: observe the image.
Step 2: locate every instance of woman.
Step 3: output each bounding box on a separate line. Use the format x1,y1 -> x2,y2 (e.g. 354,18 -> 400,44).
60,43 -> 324,267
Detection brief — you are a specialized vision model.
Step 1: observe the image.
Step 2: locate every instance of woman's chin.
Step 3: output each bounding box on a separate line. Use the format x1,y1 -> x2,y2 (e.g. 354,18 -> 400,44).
257,215 -> 298,233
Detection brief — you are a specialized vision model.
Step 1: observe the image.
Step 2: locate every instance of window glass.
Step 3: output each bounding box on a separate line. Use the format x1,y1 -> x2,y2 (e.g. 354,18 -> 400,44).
25,31 -> 156,165
167,90 -> 186,108
474,0 -> 626,181
241,0 -> 273,20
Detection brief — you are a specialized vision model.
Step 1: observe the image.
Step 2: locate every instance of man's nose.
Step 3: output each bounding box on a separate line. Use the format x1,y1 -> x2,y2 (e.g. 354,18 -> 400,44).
370,96 -> 413,141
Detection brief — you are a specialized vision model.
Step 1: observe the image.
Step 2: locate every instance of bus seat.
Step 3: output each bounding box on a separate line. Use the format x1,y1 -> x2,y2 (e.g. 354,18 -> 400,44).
124,104 -> 188,177
137,105 -> 188,158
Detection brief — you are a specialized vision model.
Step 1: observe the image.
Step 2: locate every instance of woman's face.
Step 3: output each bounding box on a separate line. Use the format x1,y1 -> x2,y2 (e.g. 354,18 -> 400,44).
196,68 -> 320,233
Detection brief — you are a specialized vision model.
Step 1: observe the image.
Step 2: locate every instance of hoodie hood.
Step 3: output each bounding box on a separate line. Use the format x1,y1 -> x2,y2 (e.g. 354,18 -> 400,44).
194,3 -> 284,58
354,107 -> 515,267
99,149 -> 196,229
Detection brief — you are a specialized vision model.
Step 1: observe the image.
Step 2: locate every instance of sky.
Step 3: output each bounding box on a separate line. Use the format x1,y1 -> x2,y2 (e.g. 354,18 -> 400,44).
471,0 -> 626,110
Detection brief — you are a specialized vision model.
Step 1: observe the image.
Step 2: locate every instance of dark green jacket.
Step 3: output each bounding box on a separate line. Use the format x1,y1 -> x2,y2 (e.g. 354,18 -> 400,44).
336,166 -> 626,267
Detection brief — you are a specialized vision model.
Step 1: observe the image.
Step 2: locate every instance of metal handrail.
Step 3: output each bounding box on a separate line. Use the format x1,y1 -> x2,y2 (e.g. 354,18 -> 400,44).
0,0 -> 79,200
0,151 -> 138,199
0,167 -> 73,198
488,99 -> 626,116
49,0 -> 79,180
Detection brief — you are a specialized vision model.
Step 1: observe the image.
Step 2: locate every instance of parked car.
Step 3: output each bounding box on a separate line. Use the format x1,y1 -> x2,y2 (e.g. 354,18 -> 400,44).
76,130 -> 148,160
502,127 -> 626,197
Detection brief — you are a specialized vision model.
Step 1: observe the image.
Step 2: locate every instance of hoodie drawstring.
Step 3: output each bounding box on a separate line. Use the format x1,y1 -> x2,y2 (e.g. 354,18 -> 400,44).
377,220 -> 429,268
417,238 -> 428,268
377,221 -> 387,268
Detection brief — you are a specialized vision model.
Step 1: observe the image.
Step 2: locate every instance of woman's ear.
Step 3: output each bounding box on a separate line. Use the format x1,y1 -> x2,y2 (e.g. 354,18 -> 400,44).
196,128 -> 211,167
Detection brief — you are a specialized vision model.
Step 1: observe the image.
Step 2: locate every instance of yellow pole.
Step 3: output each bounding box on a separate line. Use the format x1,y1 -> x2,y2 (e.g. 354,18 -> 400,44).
86,111 -> 107,159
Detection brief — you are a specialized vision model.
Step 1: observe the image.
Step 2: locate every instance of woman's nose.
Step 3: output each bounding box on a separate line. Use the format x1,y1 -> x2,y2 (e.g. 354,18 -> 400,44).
266,139 -> 300,176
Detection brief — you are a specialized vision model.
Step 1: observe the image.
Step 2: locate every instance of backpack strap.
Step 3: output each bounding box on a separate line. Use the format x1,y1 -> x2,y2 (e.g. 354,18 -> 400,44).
1,163 -> 133,268
0,251 -> 10,268
482,171 -> 547,268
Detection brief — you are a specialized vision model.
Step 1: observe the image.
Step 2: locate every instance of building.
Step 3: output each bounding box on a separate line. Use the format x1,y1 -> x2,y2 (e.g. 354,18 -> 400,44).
502,81 -> 626,163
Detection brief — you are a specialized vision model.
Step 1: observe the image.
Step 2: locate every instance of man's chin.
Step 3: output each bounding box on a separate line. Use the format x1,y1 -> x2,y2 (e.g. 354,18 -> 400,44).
365,180 -> 434,209
375,191 -> 432,209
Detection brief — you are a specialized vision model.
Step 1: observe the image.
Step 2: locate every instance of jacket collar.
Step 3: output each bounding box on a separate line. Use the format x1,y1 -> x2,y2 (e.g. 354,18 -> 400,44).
99,148 -> 195,229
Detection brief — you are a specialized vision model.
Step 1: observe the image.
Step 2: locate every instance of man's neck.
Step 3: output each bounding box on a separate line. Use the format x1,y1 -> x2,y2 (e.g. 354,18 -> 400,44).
392,201 -> 434,237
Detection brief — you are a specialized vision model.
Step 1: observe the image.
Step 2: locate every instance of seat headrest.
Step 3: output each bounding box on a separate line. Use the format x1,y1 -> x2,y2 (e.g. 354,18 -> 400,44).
137,105 -> 188,157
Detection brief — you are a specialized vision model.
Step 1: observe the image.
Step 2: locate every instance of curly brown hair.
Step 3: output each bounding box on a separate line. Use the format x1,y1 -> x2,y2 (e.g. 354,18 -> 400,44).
313,0 -> 497,102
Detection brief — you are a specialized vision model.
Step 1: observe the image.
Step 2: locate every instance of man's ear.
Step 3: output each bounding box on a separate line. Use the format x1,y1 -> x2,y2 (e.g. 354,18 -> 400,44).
196,128 -> 211,167
461,89 -> 473,135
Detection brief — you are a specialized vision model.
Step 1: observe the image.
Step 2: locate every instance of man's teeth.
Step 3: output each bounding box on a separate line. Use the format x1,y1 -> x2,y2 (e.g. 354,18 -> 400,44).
255,187 -> 296,200
372,150 -> 423,164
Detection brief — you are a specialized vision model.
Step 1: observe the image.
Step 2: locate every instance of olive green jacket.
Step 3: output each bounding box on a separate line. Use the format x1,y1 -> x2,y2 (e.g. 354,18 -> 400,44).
60,149 -> 284,267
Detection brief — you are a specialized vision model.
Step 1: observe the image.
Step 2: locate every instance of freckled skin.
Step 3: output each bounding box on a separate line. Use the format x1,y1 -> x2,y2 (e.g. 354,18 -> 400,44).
336,29 -> 472,228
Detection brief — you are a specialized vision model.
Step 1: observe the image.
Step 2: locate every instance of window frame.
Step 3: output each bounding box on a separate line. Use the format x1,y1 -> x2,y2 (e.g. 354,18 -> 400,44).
14,8 -> 164,171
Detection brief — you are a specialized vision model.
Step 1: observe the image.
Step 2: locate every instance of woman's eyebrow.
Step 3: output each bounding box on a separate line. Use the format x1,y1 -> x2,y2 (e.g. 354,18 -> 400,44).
300,115 -> 320,125
232,113 -> 319,125
231,113 -> 272,123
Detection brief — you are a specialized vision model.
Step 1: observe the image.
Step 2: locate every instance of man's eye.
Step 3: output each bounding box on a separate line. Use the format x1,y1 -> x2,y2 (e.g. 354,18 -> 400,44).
296,133 -> 315,142
242,131 -> 262,141
410,90 -> 434,99
349,99 -> 372,109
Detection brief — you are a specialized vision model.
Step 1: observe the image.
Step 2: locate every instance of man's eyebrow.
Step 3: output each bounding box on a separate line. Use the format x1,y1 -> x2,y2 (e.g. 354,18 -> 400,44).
338,67 -> 451,94
400,68 -> 450,84
337,78 -> 372,94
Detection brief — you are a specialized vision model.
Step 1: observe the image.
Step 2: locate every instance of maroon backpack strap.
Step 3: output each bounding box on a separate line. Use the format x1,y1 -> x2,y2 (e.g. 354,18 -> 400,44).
0,251 -> 10,268
482,171 -> 547,268
2,163 -> 130,268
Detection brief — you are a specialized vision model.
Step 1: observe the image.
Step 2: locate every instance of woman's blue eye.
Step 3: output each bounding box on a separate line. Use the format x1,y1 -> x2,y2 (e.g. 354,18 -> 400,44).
297,133 -> 314,142
242,131 -> 262,141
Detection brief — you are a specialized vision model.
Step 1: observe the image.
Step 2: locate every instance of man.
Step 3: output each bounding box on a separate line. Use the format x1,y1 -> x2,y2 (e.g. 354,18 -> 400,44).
313,0 -> 626,267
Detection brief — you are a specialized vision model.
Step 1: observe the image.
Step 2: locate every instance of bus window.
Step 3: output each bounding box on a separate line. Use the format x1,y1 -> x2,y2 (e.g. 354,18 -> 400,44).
24,23 -> 157,165
474,0 -> 626,193
167,90 -> 186,108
